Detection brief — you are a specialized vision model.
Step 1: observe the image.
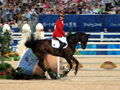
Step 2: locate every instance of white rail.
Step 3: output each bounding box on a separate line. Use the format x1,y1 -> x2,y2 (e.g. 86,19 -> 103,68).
87,32 -> 120,41
12,32 -> 120,41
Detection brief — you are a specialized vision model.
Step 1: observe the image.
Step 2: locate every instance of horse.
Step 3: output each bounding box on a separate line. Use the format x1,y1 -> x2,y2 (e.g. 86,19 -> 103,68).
25,32 -> 90,77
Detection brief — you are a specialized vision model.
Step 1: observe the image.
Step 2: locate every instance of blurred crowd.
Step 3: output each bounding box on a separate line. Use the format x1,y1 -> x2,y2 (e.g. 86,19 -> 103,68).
0,0 -> 120,31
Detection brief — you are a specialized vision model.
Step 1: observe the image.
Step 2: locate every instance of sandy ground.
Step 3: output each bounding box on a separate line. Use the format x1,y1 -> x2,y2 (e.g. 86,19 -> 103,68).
1,57 -> 120,90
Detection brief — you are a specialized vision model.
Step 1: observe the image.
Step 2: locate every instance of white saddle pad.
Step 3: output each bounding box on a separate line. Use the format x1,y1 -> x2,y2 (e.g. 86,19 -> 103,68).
52,39 -> 68,48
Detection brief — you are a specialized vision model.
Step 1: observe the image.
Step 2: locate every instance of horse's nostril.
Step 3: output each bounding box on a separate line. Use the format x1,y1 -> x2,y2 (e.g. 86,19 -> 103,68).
83,48 -> 85,49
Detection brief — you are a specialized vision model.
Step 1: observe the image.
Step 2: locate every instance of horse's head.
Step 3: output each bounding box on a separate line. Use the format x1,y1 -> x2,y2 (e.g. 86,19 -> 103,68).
67,32 -> 90,49
74,32 -> 90,49
79,33 -> 90,49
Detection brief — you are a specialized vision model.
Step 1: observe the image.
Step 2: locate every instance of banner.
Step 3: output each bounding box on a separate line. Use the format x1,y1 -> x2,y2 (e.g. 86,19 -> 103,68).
38,15 -> 120,32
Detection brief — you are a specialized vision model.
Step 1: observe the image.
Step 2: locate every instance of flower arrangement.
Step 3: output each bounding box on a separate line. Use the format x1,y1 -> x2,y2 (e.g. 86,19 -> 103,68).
0,63 -> 15,79
3,52 -> 20,61
0,64 -> 47,80
0,25 -> 12,63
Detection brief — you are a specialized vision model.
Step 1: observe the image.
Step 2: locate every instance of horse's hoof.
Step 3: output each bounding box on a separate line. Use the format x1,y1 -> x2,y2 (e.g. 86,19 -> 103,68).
74,72 -> 77,75
63,69 -> 70,75
60,73 -> 67,78
63,71 -> 68,75
56,76 -> 61,79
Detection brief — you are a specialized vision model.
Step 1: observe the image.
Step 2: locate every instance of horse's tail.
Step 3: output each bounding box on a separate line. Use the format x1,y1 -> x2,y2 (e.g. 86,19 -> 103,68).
25,34 -> 35,48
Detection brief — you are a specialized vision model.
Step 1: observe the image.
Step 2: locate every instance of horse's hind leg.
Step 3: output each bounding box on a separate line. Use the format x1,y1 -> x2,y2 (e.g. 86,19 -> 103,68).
71,56 -> 79,75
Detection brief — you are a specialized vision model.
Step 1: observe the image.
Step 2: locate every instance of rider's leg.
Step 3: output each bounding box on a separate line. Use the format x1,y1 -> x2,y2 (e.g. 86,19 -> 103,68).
55,37 -> 66,49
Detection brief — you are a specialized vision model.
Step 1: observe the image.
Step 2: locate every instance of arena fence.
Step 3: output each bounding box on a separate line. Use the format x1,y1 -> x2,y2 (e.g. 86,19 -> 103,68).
12,32 -> 120,58
12,32 -> 120,57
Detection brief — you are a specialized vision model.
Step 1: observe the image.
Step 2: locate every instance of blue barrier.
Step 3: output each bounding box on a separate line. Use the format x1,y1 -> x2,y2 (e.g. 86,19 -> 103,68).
18,49 -> 38,75
77,44 -> 120,55
38,15 -> 120,32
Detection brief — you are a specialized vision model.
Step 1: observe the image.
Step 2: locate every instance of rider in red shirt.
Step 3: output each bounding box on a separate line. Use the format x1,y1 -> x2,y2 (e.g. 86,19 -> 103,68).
53,14 -> 66,49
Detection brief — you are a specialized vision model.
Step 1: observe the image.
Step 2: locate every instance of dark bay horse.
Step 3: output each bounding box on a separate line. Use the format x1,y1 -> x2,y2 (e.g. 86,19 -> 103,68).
25,32 -> 90,76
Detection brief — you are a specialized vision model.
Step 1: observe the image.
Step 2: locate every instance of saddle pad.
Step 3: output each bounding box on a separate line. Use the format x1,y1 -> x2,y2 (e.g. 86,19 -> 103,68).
52,39 -> 60,48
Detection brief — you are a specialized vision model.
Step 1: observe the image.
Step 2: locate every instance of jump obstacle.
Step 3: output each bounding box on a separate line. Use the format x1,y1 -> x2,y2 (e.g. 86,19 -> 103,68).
10,25 -> 120,77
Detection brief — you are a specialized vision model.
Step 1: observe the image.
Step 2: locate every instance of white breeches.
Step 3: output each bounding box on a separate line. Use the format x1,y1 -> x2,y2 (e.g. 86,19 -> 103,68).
56,37 -> 67,44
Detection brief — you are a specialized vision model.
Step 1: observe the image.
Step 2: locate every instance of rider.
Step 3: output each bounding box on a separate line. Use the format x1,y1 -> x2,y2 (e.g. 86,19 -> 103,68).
52,13 -> 67,50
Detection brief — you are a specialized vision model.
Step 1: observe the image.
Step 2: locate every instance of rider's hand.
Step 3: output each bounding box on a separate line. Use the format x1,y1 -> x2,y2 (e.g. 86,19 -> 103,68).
63,34 -> 66,37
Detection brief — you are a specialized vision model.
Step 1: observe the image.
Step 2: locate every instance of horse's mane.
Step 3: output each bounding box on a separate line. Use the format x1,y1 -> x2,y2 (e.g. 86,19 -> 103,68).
67,32 -> 86,42
67,32 -> 86,37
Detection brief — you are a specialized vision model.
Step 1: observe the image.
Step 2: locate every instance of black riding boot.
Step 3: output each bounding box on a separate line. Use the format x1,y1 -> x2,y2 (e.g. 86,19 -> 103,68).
54,37 -> 66,55
59,42 -> 66,49
55,42 -> 66,56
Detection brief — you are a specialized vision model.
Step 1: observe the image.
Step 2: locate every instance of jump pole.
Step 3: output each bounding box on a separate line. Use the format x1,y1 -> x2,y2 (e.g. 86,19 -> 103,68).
57,57 -> 60,77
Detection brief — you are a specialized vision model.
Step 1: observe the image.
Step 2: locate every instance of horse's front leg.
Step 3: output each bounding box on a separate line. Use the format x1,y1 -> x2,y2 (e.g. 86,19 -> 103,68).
38,56 -> 47,72
63,57 -> 73,75
71,56 -> 79,75
38,56 -> 57,79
